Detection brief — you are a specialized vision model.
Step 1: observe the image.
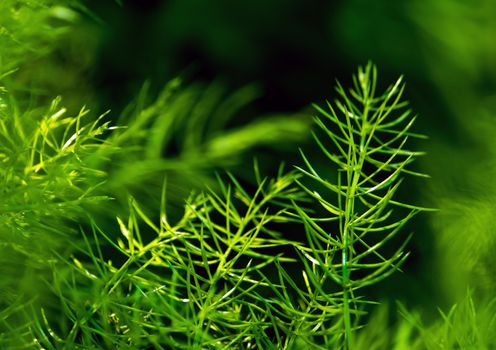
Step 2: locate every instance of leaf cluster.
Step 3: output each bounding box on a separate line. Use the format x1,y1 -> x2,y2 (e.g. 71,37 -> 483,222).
0,82 -> 117,348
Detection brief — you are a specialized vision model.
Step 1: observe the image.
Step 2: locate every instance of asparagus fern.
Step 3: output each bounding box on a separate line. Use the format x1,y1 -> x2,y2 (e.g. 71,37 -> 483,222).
295,62 -> 429,348
0,63 -> 430,349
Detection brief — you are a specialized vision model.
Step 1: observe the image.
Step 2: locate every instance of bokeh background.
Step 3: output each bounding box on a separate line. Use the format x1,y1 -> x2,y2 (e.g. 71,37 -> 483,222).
3,0 -> 496,328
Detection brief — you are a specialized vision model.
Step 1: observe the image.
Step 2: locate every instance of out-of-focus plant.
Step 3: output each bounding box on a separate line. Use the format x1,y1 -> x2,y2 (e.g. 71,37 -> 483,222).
351,293 -> 496,350
399,292 -> 496,349
0,0 -> 71,72
104,79 -> 311,210
0,0 -> 100,111
406,0 -> 496,301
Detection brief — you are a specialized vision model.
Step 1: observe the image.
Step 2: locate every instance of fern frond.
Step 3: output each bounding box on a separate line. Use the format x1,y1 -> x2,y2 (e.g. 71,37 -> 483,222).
297,62 -> 429,349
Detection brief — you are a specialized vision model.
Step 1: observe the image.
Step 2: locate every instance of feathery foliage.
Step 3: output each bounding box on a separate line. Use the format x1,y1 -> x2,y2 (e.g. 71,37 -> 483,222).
352,293 -> 496,349
106,79 -> 310,208
3,1 -> 496,349
0,84 -> 116,348
292,62 -> 429,348
1,62 -> 431,349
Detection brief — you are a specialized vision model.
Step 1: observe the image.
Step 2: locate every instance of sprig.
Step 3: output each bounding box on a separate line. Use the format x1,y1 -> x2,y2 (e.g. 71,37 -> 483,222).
17,168 -> 305,349
295,62 -> 429,349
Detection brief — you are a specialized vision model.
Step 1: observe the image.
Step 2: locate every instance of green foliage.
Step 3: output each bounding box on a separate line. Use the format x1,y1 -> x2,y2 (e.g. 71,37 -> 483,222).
294,63 -> 428,349
399,293 -> 496,349
24,171 -> 303,349
106,79 -> 311,208
0,88 -> 112,255
3,2 -> 494,347
351,293 -> 496,350
1,62 -> 432,349
408,0 -> 496,301
0,83 -> 116,348
0,0 -> 101,112
0,0 -> 72,72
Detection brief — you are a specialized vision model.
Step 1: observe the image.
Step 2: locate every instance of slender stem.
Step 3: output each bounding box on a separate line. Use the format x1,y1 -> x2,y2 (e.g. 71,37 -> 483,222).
342,79 -> 370,349
342,225 -> 352,349
342,184 -> 357,349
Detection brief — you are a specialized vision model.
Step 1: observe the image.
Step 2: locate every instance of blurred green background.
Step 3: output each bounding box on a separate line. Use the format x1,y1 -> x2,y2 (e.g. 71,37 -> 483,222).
3,0 -> 496,327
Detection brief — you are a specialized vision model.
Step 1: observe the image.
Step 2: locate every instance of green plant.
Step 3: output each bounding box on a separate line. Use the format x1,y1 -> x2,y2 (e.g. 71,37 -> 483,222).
1,62 -> 431,349
408,0 -> 496,301
290,62 -> 428,348
5,1 -> 496,349
398,292 -> 496,349
104,78 -> 310,209
0,82 -> 116,348
347,292 -> 496,350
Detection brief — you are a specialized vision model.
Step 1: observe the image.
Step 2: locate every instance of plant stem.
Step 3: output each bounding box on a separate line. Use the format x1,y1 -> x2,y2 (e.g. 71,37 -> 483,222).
342,85 -> 369,349
342,194 -> 354,350
342,231 -> 352,350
